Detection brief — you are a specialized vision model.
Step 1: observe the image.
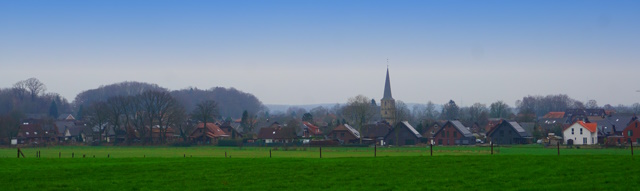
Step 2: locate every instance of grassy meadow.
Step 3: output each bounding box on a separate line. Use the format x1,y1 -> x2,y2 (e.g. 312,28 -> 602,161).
0,146 -> 638,190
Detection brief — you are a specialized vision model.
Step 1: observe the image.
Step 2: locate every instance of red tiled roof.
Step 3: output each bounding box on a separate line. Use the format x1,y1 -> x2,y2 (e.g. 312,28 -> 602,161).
543,112 -> 565,119
577,121 -> 597,133
192,123 -> 227,138
303,121 -> 322,135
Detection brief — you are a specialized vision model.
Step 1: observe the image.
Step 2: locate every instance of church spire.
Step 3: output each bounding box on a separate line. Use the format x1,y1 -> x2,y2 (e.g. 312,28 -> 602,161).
382,67 -> 393,100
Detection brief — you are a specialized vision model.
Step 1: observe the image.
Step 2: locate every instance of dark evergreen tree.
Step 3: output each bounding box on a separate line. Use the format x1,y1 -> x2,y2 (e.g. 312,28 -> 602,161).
49,100 -> 58,118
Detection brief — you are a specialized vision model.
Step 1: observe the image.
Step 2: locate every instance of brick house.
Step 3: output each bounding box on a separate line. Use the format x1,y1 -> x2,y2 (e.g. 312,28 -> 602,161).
327,124 -> 360,144
432,120 -> 475,146
622,119 -> 640,145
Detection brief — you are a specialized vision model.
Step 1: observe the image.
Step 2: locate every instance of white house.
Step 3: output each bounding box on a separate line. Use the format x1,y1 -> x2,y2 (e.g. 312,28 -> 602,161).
563,121 -> 598,145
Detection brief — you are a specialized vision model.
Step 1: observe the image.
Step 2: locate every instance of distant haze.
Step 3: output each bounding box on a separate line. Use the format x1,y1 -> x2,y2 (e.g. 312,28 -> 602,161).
1,1 -> 639,106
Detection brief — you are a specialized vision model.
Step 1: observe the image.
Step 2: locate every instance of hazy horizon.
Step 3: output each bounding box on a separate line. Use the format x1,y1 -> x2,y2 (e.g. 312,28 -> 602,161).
2,1 -> 639,106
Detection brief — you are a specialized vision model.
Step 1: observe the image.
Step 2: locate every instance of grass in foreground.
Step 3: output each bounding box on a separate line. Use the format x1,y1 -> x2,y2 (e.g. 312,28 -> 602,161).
1,155 -> 638,190
0,145 -> 635,159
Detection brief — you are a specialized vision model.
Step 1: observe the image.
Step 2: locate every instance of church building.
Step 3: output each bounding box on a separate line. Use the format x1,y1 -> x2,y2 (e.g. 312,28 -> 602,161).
380,68 -> 396,125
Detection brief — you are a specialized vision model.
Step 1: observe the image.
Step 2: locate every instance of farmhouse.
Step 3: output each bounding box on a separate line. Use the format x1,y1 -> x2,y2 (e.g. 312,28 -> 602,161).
327,124 -> 360,144
190,122 -> 228,144
563,121 -> 598,145
257,122 -> 298,143
219,121 -> 243,139
384,121 -> 422,146
361,122 -> 392,145
432,120 -> 475,145
486,120 -> 531,145
302,121 -> 323,138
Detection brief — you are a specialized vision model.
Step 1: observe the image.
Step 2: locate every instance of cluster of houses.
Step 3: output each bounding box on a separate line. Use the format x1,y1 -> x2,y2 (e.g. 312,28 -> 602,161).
11,69 -> 640,147
11,109 -> 640,147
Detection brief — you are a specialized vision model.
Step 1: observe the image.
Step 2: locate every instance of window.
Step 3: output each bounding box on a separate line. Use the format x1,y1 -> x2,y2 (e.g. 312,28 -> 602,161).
340,132 -> 345,137
628,130 -> 633,137
446,131 -> 449,138
580,128 -> 583,135
438,139 -> 443,145
572,128 -> 574,135
592,137 -> 594,144
583,138 -> 587,144
453,131 -> 457,138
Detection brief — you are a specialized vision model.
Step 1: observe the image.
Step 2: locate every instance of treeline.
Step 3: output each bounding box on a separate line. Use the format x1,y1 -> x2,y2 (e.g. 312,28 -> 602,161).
0,78 -> 73,140
268,94 -> 640,138
74,82 -> 264,119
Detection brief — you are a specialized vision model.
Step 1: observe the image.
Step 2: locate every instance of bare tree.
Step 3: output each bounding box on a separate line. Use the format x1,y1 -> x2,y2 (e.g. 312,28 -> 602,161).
342,95 -> 376,144
14,78 -> 47,101
191,100 -> 219,137
441,100 -> 459,120
585,100 -> 599,109
490,101 -> 512,119
87,101 -> 109,143
395,100 -> 412,122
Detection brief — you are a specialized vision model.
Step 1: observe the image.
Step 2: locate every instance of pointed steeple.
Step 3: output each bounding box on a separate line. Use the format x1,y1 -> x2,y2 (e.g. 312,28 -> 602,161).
382,67 -> 393,100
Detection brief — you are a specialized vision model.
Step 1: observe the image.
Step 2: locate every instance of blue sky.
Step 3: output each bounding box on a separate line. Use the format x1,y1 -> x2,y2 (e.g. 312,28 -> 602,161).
1,0 -> 639,106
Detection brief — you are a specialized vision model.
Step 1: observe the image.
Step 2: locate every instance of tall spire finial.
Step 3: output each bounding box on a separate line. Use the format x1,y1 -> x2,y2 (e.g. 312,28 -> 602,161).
382,64 -> 393,100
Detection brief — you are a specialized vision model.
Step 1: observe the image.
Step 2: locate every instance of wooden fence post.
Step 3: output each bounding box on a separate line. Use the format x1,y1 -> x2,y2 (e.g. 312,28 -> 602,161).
72,152 -> 74,158
320,147 -> 322,158
374,144 -> 377,158
557,142 -> 560,156
631,141 -> 634,156
59,152 -> 61,158
225,152 -> 227,158
17,148 -> 20,158
269,149 -> 272,158
430,143 -> 433,156
491,142 -> 493,155
108,154 -> 110,158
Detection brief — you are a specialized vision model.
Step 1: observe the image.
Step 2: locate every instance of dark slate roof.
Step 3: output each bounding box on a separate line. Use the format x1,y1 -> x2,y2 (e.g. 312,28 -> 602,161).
607,114 -> 636,133
537,117 -> 567,130
564,109 -> 607,117
509,121 -> 531,137
382,68 -> 393,100
593,119 -> 614,135
257,123 -> 297,140
362,122 -> 392,138
519,122 -> 535,135
450,120 -> 474,137
401,121 -> 422,138
68,125 -> 89,136
54,120 -> 75,134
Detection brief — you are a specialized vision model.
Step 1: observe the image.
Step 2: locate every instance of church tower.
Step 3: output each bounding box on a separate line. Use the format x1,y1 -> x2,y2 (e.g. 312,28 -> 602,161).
380,68 -> 396,125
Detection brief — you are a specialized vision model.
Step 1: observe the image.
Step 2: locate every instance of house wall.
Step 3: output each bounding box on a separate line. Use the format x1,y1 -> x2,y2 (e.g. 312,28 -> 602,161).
489,123 -> 525,145
433,124 -> 471,146
623,120 -> 640,145
563,123 -> 597,145
384,126 -> 419,146
328,130 -> 358,143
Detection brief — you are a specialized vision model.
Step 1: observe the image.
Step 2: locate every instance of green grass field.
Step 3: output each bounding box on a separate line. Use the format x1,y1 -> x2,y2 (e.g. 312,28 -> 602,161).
1,146 -> 638,190
0,145 -> 635,158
